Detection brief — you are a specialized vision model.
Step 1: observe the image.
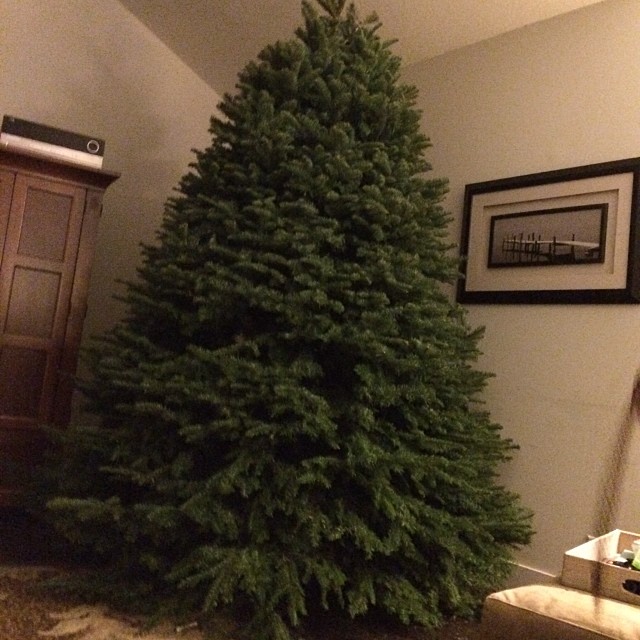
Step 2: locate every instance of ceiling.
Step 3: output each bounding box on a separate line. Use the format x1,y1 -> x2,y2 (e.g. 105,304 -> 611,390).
119,0 -> 605,95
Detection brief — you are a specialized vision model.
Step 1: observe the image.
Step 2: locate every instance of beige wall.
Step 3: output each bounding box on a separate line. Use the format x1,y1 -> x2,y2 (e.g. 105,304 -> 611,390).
1,0 -> 220,341
402,0 -> 640,579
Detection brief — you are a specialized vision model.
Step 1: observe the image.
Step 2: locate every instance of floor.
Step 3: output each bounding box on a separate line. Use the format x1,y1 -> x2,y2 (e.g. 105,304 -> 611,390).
0,508 -> 487,639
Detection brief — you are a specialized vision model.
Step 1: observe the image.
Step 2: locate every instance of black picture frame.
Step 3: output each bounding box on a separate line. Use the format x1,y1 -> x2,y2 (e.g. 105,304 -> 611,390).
456,157 -> 640,304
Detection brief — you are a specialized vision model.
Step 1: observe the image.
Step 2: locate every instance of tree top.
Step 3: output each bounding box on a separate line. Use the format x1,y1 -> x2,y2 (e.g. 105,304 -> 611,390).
316,0 -> 347,19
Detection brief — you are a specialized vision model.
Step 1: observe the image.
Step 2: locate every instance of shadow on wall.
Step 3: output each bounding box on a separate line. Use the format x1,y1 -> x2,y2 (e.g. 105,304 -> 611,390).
50,46 -> 215,343
39,55 -> 216,422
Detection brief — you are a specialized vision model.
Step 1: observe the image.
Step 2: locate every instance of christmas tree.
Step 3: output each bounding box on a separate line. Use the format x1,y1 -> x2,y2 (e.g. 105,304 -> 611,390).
45,1 -> 532,638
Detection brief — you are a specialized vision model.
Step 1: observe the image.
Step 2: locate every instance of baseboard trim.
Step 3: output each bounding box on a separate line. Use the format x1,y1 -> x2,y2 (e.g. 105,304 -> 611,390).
506,562 -> 559,588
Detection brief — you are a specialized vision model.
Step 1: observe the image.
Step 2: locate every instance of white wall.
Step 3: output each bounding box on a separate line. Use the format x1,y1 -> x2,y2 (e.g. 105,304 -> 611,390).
1,0 -> 220,341
402,0 -> 640,579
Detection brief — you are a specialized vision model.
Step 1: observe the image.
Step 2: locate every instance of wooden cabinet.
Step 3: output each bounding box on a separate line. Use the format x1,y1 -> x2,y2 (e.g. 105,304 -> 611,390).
0,148 -> 119,503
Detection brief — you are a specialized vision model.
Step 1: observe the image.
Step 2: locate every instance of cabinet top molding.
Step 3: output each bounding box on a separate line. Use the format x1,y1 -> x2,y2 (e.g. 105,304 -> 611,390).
0,146 -> 120,189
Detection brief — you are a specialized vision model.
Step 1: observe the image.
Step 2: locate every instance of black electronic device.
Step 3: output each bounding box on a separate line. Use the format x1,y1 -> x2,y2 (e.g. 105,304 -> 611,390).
0,115 -> 105,168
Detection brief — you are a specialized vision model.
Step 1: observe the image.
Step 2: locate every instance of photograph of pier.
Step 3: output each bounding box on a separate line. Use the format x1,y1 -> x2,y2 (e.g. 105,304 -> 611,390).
488,203 -> 608,268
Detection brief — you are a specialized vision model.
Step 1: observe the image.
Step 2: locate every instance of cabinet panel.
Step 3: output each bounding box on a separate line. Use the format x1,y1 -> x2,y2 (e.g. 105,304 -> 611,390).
0,428 -> 45,495
6,267 -> 61,337
0,345 -> 47,418
19,186 -> 73,261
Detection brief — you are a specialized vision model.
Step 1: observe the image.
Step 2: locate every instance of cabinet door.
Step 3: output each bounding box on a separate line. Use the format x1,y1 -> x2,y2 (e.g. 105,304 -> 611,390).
0,174 -> 87,491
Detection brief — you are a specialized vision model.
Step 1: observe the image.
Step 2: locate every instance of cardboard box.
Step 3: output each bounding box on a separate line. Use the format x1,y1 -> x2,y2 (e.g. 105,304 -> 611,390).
561,529 -> 640,606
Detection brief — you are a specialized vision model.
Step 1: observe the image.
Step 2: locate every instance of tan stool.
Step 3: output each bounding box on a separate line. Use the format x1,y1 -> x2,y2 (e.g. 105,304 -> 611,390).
480,584 -> 640,639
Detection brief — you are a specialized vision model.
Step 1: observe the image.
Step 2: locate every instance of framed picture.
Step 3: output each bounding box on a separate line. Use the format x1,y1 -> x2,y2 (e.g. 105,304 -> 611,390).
456,157 -> 640,304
